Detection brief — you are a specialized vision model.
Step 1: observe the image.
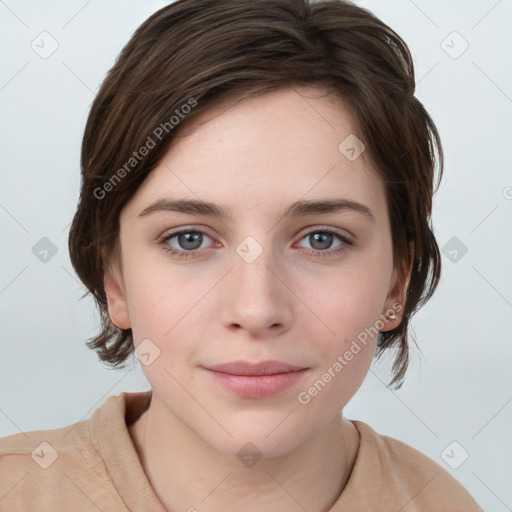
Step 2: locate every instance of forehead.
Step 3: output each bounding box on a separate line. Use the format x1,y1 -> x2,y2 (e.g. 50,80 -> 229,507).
123,85 -> 387,223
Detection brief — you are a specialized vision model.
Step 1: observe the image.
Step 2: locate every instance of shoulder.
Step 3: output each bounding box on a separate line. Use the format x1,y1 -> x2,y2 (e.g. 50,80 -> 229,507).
0,397 -> 127,511
0,418 -> 94,475
351,420 -> 484,512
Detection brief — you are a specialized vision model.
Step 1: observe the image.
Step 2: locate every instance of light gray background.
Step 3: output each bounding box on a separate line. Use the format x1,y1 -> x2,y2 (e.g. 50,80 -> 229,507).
1,1 -> 511,510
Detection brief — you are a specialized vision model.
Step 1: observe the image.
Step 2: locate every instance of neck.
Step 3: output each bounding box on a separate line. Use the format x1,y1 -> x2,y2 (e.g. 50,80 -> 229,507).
129,394 -> 360,512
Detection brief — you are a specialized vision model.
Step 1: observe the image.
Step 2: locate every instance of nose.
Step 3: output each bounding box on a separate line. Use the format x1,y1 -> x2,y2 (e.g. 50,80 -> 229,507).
220,240 -> 293,338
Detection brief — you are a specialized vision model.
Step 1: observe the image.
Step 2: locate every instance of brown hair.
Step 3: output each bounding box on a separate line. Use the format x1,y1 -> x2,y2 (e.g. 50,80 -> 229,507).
68,0 -> 443,389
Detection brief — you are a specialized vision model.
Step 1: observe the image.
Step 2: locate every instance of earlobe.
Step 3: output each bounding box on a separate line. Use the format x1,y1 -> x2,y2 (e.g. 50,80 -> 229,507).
380,263 -> 412,331
104,265 -> 131,330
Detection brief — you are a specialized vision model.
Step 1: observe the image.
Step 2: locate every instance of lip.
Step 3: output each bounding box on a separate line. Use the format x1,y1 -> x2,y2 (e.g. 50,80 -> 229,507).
203,360 -> 309,399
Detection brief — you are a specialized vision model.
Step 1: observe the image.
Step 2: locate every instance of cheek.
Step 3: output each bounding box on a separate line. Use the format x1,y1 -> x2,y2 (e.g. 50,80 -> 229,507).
295,340 -> 374,428
123,260 -> 218,370
120,235 -> 193,338
127,281 -> 191,344
294,250 -> 392,407
125,278 -> 196,396
304,258 -> 392,349
294,271 -> 386,418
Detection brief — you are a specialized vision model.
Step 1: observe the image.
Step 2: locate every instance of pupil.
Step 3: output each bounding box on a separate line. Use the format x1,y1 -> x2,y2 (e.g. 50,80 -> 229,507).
180,232 -> 201,250
312,232 -> 332,250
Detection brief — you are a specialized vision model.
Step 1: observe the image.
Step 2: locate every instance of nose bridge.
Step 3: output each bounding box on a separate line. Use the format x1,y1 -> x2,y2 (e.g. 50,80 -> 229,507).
232,233 -> 281,299
222,233 -> 292,333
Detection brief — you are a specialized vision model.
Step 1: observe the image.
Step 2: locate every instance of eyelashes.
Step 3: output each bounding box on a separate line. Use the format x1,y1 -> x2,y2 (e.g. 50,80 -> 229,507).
160,228 -> 212,257
158,227 -> 354,260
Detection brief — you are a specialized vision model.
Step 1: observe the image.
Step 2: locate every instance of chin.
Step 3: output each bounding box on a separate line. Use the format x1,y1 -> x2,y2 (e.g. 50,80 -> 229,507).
214,434 -> 303,462
201,415 -> 311,461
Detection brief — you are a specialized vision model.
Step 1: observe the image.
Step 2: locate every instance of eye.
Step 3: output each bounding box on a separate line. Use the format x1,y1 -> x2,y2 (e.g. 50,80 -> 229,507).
295,228 -> 353,258
159,228 -> 215,259
159,227 -> 354,260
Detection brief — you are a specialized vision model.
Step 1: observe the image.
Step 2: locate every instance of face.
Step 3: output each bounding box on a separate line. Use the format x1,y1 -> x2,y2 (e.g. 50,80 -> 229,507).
105,85 -> 407,458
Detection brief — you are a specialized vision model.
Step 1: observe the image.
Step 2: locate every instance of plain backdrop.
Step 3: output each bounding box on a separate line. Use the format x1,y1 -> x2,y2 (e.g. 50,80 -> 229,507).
1,1 -> 511,510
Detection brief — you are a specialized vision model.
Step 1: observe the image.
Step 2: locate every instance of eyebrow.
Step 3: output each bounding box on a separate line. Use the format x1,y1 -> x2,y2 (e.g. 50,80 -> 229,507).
139,198 -> 375,222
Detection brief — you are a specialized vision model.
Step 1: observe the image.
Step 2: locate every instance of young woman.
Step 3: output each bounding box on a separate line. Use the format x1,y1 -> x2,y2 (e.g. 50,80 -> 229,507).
1,0 -> 484,510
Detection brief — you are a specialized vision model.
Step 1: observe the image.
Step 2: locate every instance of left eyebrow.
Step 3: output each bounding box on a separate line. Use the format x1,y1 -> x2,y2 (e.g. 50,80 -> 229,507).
138,197 -> 375,223
283,198 -> 375,222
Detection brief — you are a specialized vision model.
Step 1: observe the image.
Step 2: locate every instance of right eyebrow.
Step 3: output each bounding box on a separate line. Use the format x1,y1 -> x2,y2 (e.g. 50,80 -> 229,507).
139,198 -> 232,219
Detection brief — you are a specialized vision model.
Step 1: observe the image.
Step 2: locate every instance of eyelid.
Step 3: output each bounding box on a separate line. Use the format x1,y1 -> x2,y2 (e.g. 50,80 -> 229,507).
296,224 -> 355,243
160,226 -> 354,267
159,226 -> 218,248
160,224 -> 354,245
160,225 -> 213,239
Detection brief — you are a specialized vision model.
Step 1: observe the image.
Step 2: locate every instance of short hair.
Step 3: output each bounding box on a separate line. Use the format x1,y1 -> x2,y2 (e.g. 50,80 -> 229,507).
68,0 -> 443,389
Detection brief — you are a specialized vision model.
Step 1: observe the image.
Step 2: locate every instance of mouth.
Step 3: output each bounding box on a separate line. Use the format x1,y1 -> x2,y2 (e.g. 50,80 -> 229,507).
202,360 -> 310,399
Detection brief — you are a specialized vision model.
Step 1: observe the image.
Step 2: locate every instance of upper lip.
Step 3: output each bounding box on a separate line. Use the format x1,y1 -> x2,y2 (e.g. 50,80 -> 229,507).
204,360 -> 308,376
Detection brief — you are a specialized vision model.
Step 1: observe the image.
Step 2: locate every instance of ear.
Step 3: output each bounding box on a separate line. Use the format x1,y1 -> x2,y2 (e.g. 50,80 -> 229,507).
104,262 -> 131,330
380,261 -> 411,332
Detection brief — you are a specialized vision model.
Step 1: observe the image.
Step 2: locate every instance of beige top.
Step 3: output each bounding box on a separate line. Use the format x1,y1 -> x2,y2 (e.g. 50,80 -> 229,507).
0,391 -> 483,511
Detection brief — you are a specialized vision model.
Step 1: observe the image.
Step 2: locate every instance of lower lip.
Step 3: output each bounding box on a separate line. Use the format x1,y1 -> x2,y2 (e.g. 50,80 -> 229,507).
204,369 -> 308,398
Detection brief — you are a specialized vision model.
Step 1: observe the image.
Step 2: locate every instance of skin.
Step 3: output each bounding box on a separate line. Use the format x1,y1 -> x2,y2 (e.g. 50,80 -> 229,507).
104,85 -> 409,511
